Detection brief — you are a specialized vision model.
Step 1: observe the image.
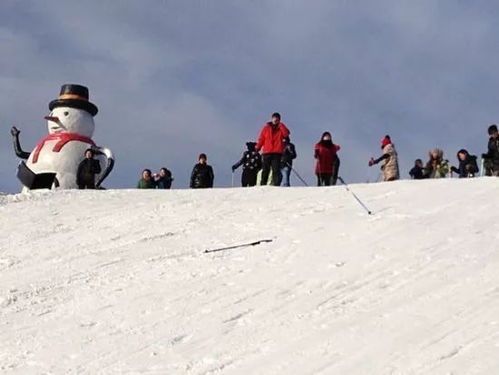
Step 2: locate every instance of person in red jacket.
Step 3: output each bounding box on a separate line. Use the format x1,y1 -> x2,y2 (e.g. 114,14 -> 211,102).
314,131 -> 341,186
255,112 -> 290,186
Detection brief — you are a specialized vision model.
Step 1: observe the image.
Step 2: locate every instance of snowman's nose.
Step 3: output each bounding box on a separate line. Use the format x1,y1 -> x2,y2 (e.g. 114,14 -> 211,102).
44,116 -> 60,123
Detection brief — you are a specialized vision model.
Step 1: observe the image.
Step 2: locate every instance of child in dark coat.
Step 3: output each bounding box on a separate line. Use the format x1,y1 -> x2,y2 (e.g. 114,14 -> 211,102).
232,142 -> 262,187
409,159 -> 425,179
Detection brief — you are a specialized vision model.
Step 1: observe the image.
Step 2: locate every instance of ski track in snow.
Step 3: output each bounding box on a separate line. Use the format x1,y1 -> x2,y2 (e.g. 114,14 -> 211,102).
1,179 -> 499,374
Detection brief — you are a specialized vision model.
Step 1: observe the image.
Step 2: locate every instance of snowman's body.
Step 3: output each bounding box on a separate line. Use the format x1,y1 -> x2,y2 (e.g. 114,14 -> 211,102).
26,136 -> 95,189
24,106 -> 100,189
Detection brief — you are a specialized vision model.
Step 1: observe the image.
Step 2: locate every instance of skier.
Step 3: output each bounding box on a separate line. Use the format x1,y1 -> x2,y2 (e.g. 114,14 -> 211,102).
232,142 -> 262,187
76,148 -> 101,189
423,149 -> 449,178
255,112 -> 290,186
368,135 -> 399,182
280,137 -> 297,186
137,169 -> 156,189
155,167 -> 173,189
481,124 -> 499,176
409,159 -> 425,180
190,153 -> 214,188
314,132 -> 341,186
451,149 -> 479,178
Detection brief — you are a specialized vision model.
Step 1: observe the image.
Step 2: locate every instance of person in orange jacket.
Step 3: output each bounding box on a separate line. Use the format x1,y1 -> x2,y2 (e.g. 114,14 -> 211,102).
255,112 -> 290,186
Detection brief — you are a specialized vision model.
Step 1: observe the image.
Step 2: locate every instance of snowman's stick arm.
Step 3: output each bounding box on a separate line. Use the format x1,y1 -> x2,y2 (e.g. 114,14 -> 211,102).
11,127 -> 30,160
93,146 -> 115,188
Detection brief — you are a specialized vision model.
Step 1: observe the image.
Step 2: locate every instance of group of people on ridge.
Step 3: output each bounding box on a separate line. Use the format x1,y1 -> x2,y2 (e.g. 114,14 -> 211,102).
136,153 -> 214,189
231,113 -> 342,187
407,125 -> 499,180
77,113 -> 499,190
231,113 -> 300,187
137,167 -> 173,189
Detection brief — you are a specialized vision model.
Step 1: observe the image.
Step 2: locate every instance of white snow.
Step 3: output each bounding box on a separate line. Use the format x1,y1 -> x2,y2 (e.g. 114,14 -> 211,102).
1,179 -> 498,374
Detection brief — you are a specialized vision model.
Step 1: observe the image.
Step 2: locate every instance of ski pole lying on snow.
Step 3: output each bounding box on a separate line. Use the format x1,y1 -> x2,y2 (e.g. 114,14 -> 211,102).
286,163 -> 308,186
204,239 -> 273,254
338,177 -> 373,215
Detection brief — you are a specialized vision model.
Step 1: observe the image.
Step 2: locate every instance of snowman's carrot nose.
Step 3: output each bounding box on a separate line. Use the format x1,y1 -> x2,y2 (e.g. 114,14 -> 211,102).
44,116 -> 60,123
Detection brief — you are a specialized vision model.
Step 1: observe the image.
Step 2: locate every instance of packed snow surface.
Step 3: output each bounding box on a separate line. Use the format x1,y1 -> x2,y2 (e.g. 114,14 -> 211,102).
1,179 -> 498,374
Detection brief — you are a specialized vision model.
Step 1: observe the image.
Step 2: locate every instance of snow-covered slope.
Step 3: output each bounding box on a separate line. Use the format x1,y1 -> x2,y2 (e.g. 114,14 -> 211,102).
1,179 -> 498,374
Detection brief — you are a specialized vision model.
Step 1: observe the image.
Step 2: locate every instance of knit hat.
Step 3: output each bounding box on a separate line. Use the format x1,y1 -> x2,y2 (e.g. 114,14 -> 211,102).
246,142 -> 256,151
271,112 -> 281,120
488,124 -> 498,135
381,135 -> 391,147
199,153 -> 207,160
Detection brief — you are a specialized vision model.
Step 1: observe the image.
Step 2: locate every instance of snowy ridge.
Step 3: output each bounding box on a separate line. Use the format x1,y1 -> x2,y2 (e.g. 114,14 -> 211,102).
1,179 -> 499,374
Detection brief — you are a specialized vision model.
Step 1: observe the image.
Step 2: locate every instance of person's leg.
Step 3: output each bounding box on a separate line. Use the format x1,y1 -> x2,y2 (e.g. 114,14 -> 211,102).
278,167 -> 284,186
282,165 -> 291,186
271,155 -> 282,186
261,155 -> 272,185
241,169 -> 248,187
493,162 -> 499,177
248,171 -> 258,186
324,173 -> 332,186
317,174 -> 323,186
332,158 -> 340,185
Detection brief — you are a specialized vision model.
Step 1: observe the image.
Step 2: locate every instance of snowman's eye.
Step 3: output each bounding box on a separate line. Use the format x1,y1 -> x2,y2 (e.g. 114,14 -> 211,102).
64,111 -> 69,116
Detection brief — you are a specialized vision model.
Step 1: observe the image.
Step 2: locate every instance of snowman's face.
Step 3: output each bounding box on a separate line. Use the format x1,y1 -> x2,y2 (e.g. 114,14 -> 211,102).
46,107 -> 95,137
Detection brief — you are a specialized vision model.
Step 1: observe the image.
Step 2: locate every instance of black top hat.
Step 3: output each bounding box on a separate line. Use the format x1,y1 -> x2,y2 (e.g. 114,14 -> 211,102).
49,84 -> 98,116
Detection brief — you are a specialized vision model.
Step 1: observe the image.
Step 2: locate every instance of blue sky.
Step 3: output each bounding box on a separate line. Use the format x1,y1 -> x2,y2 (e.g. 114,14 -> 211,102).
1,1 -> 498,192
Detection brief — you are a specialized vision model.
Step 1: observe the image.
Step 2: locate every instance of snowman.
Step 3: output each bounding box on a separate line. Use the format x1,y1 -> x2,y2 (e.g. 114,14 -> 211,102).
11,84 -> 114,190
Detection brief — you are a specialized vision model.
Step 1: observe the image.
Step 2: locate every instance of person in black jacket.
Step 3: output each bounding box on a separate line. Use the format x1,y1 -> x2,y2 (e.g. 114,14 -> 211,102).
232,142 -> 262,187
280,137 -> 297,186
155,167 -> 173,189
409,159 -> 425,179
190,153 -> 214,188
482,124 -> 499,176
451,149 -> 479,178
76,149 -> 101,189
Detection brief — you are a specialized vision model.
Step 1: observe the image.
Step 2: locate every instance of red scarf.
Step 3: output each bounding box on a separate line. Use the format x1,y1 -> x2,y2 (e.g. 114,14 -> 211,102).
32,133 -> 95,163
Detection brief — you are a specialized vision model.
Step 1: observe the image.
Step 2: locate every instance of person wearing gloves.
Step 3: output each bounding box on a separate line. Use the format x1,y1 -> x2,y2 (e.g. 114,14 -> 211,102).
451,149 -> 479,178
280,137 -> 297,186
314,131 -> 341,186
368,135 -> 399,182
232,142 -> 262,187
255,112 -> 290,186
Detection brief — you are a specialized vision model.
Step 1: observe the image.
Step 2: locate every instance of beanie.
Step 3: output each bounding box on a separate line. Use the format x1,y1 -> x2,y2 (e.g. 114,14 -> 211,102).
381,135 -> 391,147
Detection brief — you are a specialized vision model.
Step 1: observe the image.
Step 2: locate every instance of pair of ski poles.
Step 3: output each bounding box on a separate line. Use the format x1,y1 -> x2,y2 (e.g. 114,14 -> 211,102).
231,166 -> 372,215
285,164 -> 372,215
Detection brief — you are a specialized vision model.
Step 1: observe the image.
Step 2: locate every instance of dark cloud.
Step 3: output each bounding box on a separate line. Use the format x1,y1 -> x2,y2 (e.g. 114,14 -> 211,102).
2,1 -> 498,192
